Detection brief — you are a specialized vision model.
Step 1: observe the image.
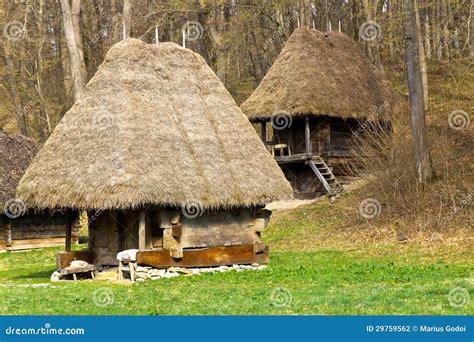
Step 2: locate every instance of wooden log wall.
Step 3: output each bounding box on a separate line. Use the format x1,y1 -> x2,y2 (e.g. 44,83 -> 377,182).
272,117 -> 332,156
0,213 -> 79,251
89,210 -> 120,266
281,163 -> 325,198
89,208 -> 271,266
328,118 -> 360,157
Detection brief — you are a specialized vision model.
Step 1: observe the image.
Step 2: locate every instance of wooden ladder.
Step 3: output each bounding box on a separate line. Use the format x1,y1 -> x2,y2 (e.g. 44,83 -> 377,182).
307,157 -> 342,196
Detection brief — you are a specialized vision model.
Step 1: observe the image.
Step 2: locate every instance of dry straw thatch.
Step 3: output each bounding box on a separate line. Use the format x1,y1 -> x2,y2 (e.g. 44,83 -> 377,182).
0,130 -> 38,211
17,39 -> 292,210
241,28 -> 406,121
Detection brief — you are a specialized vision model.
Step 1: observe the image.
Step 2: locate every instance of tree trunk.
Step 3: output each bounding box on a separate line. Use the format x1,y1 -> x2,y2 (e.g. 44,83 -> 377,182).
404,0 -> 435,183
415,2 -> 429,110
361,0 -> 382,68
3,50 -> 28,136
387,0 -> 395,58
71,0 -> 87,83
61,0 -> 85,101
470,0 -> 474,58
441,0 -> 450,59
434,0 -> 443,60
36,0 -> 52,138
424,14 -> 431,60
123,0 -> 132,39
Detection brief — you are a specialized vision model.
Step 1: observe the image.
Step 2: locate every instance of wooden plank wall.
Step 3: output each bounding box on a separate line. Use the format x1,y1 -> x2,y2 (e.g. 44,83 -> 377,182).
272,117 -> 334,157
179,210 -> 261,248
0,213 -> 79,251
89,208 -> 269,266
328,118 -> 359,156
282,163 -> 325,197
0,221 -> 5,250
327,118 -> 363,176
89,210 -> 120,266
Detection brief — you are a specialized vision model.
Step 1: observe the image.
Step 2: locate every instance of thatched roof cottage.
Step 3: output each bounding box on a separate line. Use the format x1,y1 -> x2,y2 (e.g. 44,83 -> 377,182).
0,130 -> 78,250
17,39 -> 292,268
241,28 -> 406,198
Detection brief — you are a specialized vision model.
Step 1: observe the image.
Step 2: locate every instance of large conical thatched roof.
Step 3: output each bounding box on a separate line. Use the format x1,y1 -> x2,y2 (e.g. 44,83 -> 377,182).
17,39 -> 292,210
241,28 -> 406,121
0,131 -> 38,211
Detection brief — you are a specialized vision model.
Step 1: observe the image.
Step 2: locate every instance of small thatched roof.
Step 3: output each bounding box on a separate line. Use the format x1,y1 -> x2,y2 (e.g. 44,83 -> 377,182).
0,131 -> 38,211
241,28 -> 406,121
17,39 -> 292,210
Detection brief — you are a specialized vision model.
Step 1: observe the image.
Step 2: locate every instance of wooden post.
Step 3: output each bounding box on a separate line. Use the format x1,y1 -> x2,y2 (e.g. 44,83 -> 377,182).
115,211 -> 123,252
65,210 -> 72,252
305,117 -> 312,156
326,123 -> 331,157
261,121 -> 267,145
138,211 -> 146,251
4,217 -> 12,251
288,126 -> 294,155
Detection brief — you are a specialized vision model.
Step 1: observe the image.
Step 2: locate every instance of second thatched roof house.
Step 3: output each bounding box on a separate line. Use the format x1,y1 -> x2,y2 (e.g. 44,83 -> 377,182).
17,39 -> 292,269
241,28 -> 406,198
1,130 -> 78,251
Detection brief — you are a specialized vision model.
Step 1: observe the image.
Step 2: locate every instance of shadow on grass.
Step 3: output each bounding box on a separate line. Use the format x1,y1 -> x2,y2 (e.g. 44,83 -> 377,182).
11,268 -> 56,281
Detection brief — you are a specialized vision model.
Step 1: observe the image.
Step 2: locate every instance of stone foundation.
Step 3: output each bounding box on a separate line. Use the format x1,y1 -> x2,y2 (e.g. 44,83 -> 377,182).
122,263 -> 267,282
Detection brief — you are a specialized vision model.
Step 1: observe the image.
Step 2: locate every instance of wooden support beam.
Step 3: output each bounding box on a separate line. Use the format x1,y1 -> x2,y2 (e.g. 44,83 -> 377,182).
138,211 -> 146,251
115,211 -> 123,252
4,217 -> 12,251
56,250 -> 94,270
172,223 -> 182,237
261,121 -> 267,145
170,246 -> 183,259
137,244 -> 269,268
65,210 -> 72,252
305,117 -> 312,156
288,126 -> 294,155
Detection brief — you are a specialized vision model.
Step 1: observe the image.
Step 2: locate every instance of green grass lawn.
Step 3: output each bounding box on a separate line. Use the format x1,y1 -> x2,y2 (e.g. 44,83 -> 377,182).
0,241 -> 472,315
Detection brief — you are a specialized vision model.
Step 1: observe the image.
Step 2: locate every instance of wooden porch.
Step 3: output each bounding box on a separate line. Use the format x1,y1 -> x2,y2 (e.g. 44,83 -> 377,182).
259,117 -> 342,196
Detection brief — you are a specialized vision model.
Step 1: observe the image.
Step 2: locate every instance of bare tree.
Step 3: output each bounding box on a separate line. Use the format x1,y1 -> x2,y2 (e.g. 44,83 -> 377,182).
404,0 -> 435,183
424,14 -> 432,60
4,53 -> 29,136
123,0 -> 132,39
415,1 -> 429,110
71,0 -> 87,82
469,0 -> 474,58
61,0 -> 85,101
